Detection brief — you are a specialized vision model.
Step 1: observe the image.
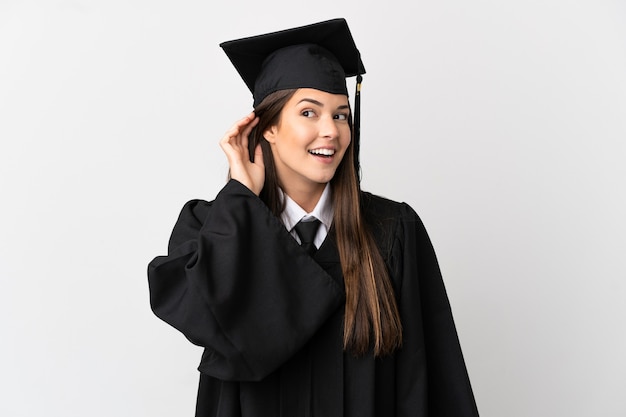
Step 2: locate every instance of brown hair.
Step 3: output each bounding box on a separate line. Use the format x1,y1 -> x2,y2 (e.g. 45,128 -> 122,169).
249,89 -> 402,356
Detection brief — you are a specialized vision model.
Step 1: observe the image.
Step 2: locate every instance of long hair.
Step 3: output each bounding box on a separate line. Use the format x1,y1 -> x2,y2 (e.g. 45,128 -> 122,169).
248,89 -> 402,356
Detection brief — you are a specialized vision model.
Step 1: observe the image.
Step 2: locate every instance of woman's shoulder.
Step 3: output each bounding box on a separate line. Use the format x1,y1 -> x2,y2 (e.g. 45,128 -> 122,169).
359,191 -> 425,258
360,190 -> 419,222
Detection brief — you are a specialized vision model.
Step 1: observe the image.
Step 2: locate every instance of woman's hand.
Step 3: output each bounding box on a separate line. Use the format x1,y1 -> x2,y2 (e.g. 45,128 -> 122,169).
219,112 -> 264,195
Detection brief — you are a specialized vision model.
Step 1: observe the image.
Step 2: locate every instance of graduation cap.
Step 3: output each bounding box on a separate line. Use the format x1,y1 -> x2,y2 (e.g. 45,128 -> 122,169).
220,18 -> 365,177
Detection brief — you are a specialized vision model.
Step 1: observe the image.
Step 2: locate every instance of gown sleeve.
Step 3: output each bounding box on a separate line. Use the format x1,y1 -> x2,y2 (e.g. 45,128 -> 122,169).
395,203 -> 479,416
147,179 -> 345,382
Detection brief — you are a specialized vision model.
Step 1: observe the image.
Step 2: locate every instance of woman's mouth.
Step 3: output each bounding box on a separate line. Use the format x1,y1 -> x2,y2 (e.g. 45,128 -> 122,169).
308,148 -> 335,158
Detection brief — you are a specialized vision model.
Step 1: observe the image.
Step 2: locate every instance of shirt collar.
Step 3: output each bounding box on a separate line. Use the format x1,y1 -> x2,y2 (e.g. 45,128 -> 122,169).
280,184 -> 334,232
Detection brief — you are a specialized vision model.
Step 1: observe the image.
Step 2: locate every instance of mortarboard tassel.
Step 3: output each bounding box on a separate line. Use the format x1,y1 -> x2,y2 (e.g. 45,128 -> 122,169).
354,73 -> 362,182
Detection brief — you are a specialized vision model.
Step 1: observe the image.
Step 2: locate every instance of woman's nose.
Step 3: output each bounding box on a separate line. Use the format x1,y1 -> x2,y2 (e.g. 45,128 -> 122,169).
320,116 -> 339,139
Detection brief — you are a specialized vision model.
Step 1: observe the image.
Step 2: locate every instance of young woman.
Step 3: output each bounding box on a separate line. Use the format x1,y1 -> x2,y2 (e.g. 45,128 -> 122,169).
148,18 -> 479,417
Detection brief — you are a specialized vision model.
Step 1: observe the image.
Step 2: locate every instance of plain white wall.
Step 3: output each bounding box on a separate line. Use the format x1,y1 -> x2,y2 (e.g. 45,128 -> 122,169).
1,1 -> 625,416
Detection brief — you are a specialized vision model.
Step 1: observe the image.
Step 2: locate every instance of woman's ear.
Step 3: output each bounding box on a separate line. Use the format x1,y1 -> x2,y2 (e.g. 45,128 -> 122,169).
263,125 -> 277,144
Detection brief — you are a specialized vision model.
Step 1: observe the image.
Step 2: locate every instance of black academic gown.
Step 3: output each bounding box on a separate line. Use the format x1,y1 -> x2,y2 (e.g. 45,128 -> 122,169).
148,179 -> 479,417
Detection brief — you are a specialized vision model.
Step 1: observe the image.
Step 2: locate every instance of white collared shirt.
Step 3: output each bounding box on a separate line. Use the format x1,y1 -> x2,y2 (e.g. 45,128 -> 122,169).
280,184 -> 334,249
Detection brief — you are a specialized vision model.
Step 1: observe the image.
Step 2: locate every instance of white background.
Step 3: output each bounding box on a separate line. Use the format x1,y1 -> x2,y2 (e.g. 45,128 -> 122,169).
1,1 -> 625,416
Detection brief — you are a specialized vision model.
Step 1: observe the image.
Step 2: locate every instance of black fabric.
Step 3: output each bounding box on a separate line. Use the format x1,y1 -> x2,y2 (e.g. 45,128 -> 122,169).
220,18 -> 364,107
148,179 -> 479,416
294,218 -> 321,256
254,44 -> 347,108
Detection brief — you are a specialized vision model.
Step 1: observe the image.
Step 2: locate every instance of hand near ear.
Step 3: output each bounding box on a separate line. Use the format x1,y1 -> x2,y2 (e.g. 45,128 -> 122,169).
219,112 -> 265,195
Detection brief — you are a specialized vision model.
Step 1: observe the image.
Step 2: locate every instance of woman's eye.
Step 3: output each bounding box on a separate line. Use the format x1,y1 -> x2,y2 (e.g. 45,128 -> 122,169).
302,110 -> 316,118
334,113 -> 348,120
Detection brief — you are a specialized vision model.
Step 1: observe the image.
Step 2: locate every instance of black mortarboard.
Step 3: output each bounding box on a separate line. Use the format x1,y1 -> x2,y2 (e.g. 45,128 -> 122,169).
220,18 -> 365,107
220,18 -> 365,177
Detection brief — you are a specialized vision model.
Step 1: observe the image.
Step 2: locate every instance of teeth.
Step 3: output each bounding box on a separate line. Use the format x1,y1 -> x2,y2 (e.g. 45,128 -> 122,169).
309,149 -> 335,156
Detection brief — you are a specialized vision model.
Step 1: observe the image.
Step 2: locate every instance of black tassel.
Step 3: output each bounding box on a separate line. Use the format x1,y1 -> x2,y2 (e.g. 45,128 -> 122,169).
354,73 -> 362,182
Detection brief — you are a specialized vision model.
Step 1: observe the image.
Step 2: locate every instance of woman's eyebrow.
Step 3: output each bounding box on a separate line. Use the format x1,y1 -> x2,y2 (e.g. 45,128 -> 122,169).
297,98 -> 350,110
297,98 -> 324,106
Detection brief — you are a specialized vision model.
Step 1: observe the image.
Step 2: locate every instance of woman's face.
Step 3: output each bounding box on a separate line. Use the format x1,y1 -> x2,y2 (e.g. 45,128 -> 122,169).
263,88 -> 351,197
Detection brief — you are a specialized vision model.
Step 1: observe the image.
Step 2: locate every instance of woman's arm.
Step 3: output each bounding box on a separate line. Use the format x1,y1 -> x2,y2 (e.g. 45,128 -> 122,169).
148,180 -> 344,382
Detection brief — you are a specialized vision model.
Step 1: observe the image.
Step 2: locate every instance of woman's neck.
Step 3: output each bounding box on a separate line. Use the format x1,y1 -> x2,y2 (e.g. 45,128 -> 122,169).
282,183 -> 326,213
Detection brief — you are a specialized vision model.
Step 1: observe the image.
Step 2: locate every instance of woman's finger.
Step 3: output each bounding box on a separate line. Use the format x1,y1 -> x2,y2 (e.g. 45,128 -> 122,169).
233,112 -> 256,136
219,112 -> 259,166
241,115 -> 259,138
238,115 -> 259,153
220,112 -> 255,149
253,143 -> 264,168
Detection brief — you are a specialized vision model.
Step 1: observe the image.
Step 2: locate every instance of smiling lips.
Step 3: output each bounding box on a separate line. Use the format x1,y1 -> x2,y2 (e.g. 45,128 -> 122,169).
308,148 -> 335,157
